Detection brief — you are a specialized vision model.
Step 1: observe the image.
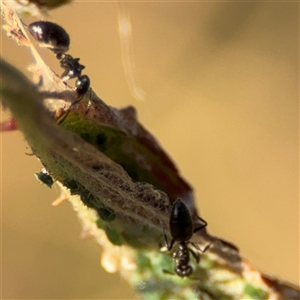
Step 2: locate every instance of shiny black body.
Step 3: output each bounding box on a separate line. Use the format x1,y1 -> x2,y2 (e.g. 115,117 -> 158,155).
164,198 -> 208,277
34,169 -> 54,188
170,197 -> 194,242
29,21 -> 70,55
97,207 -> 116,222
59,54 -> 85,79
75,75 -> 90,97
28,21 -> 90,97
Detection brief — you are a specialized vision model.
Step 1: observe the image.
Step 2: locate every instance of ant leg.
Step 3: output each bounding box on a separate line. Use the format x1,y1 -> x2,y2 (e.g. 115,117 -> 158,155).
189,248 -> 200,263
84,89 -> 93,115
56,107 -> 70,125
56,97 -> 81,125
161,228 -> 169,250
192,242 -> 211,253
168,239 -> 175,251
56,82 -> 90,125
163,228 -> 175,251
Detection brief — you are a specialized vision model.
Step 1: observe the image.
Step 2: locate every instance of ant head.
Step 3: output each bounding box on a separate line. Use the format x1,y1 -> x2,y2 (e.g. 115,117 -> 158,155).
28,21 -> 70,54
76,75 -> 90,97
175,264 -> 193,277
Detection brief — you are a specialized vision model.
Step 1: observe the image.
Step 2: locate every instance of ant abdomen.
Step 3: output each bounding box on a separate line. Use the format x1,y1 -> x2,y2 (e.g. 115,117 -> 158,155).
169,198 -> 194,242
28,21 -> 70,55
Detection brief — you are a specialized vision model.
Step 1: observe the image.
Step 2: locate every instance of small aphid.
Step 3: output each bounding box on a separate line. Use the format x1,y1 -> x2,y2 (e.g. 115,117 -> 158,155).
28,21 -> 70,55
34,168 -> 54,188
97,207 -> 116,222
62,178 -> 79,194
164,198 -> 209,277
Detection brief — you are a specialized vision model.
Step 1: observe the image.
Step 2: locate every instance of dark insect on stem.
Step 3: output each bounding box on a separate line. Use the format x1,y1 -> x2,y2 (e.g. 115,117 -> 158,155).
75,75 -> 90,97
97,207 -> 116,222
62,178 -> 79,195
164,198 -> 209,277
28,21 -> 90,98
28,21 -> 70,55
34,168 -> 54,188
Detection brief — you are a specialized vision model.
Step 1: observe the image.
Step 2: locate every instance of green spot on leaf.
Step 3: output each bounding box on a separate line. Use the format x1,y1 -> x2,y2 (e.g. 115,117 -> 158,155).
136,251 -> 152,270
104,226 -> 123,246
244,283 -> 268,299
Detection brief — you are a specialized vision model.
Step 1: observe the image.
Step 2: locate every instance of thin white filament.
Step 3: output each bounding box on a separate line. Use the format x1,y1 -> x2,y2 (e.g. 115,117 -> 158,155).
117,1 -> 146,102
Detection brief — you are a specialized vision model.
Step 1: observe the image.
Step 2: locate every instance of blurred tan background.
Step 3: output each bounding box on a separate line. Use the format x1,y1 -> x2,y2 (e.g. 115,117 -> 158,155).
1,1 -> 299,299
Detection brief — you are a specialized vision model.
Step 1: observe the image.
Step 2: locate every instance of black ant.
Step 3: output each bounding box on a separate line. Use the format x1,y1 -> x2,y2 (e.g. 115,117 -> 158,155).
163,198 -> 209,277
28,21 -> 90,98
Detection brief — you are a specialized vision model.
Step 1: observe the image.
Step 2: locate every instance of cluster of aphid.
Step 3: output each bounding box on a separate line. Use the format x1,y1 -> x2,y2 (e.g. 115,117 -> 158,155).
35,171 -> 117,222
29,20 -> 209,278
28,21 -> 90,98
36,170 -> 209,278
